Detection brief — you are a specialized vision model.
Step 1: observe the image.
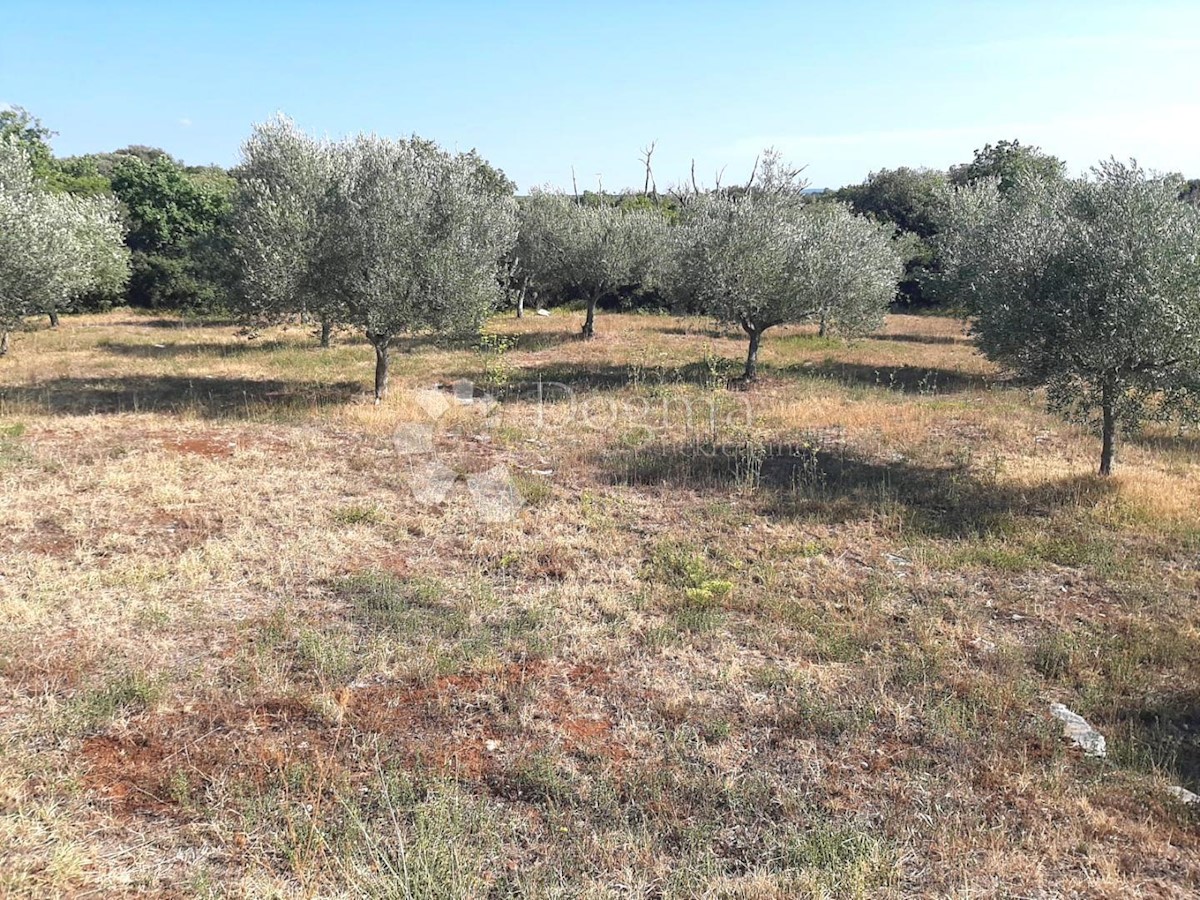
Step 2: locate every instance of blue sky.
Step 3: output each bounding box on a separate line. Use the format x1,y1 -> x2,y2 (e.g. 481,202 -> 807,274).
3,1 -> 1198,191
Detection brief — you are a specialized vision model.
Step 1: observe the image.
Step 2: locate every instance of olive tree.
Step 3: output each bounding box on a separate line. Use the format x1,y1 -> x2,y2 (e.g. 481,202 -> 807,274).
517,191 -> 669,338
0,138 -> 128,355
235,125 -> 518,400
322,136 -> 517,399
233,116 -> 342,345
678,160 -> 902,379
936,160 -> 1200,475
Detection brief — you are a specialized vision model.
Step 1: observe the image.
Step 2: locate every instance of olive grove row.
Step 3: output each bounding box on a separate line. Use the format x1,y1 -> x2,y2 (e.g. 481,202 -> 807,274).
232,118 -> 904,394
3,119 -> 1200,474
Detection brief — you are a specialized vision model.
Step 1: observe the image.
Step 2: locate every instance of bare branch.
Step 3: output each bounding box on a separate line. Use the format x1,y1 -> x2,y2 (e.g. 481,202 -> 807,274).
639,140 -> 658,199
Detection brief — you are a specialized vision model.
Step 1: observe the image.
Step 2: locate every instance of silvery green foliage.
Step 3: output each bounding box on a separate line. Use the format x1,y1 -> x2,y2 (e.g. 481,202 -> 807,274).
0,137 -> 128,349
677,157 -> 901,377
516,191 -> 670,337
233,122 -> 517,397
935,160 -> 1200,473
323,136 -> 517,342
802,202 -> 909,337
233,115 -> 341,331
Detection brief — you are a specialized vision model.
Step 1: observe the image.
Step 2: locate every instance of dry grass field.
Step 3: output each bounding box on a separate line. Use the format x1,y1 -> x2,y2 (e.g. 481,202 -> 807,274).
1,308 -> 1198,898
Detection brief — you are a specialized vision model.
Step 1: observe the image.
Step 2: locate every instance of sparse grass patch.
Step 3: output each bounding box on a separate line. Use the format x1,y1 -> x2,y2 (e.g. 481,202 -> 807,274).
673,588 -> 727,634
336,571 -> 450,633
331,502 -> 384,526
510,471 -> 552,506
342,781 -> 505,898
0,421 -> 29,467
70,669 -> 164,730
776,822 -> 896,896
295,626 -> 361,685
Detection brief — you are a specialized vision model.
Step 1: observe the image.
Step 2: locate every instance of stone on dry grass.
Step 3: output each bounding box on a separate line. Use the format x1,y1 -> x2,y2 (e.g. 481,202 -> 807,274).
1049,702 -> 1107,758
1167,785 -> 1199,805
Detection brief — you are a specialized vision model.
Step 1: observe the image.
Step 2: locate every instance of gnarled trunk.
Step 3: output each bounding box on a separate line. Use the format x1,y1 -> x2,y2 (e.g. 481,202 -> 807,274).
48,309 -> 60,328
0,330 -> 9,357
319,316 -> 332,348
581,292 -> 599,339
818,312 -> 828,338
368,331 -> 392,403
744,326 -> 763,381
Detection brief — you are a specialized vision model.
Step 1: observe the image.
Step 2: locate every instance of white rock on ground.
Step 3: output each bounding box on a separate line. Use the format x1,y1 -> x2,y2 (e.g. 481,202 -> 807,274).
1167,785 -> 1199,805
1050,702 -> 1107,758
536,308 -> 551,316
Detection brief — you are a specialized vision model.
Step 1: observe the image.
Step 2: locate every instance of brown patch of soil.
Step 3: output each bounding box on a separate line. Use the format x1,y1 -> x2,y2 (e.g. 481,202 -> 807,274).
82,699 -> 334,818
80,661 -> 639,820
160,431 -> 293,459
24,518 -> 75,556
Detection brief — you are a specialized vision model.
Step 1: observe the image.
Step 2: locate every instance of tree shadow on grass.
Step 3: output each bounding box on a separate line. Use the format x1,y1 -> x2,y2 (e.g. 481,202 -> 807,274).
474,360 -> 994,403
503,329 -> 580,353
657,323 -> 737,339
600,440 -> 1112,537
112,316 -> 242,330
98,340 -> 295,359
791,361 -> 995,394
0,375 -> 362,418
459,362 -> 723,403
868,332 -> 972,347
1111,691 -> 1200,793
1127,429 -> 1200,457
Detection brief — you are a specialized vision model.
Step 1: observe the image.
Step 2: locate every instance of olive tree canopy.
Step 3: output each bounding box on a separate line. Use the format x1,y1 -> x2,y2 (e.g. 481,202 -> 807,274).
0,137 -> 128,355
234,122 -> 518,400
937,160 -> 1200,475
516,191 -> 669,338
678,155 -> 902,379
233,115 -> 342,344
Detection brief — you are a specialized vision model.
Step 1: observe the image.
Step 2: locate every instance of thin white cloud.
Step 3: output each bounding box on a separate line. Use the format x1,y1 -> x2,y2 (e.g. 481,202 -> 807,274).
179,117 -> 192,127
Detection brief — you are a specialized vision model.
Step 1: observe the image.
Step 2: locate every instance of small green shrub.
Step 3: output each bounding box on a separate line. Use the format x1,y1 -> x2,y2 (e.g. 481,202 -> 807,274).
332,504 -> 383,526
1031,631 -> 1079,681
511,472 -> 552,507
75,670 -> 163,728
336,571 -> 455,634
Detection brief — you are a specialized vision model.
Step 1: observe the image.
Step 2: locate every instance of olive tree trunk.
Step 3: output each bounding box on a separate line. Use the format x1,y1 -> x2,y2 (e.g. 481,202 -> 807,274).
1099,381 -> 1117,476
743,326 -> 763,381
319,316 -> 332,348
48,309 -> 60,328
581,291 -> 600,339
368,332 -> 392,403
0,330 -> 9,357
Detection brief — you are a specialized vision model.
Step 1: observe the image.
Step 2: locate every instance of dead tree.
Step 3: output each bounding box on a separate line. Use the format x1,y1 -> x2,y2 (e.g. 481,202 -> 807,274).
640,141 -> 658,200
